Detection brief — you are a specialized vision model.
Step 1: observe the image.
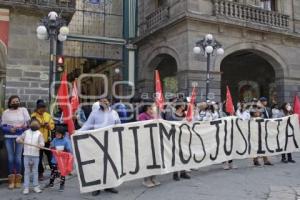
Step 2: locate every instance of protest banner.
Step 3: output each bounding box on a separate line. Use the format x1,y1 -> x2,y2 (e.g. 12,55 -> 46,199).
72,115 -> 300,193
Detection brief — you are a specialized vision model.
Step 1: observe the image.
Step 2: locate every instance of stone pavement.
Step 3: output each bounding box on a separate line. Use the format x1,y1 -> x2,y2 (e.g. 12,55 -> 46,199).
1,153 -> 300,200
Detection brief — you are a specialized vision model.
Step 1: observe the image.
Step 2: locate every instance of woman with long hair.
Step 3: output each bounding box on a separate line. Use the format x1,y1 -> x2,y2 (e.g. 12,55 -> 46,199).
166,101 -> 191,181
138,101 -> 161,188
1,96 -> 30,189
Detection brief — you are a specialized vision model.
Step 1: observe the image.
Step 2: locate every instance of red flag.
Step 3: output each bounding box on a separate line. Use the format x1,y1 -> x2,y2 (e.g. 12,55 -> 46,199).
70,79 -> 79,115
51,150 -> 74,176
155,70 -> 165,112
186,86 -> 197,122
226,86 -> 235,115
57,73 -> 75,135
293,95 -> 300,124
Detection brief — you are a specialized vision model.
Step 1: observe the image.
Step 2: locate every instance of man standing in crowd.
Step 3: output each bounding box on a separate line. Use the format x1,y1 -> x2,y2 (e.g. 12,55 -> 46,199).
79,97 -> 120,196
112,98 -> 129,123
260,97 -> 272,119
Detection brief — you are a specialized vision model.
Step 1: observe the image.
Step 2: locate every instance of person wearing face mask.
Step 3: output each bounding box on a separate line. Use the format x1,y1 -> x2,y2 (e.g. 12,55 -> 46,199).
220,102 -> 238,170
31,99 -> 55,181
271,103 -> 284,119
250,106 -> 272,166
166,101 -> 191,181
79,97 -> 120,196
203,102 -> 219,121
16,119 -> 44,195
198,102 -> 208,121
138,101 -> 162,187
1,95 -> 30,189
242,104 -> 251,120
280,102 -> 296,163
45,126 -> 72,192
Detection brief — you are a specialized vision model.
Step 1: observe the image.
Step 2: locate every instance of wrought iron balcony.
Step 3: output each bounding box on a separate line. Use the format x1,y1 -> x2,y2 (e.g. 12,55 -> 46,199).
140,6 -> 170,35
0,0 -> 76,19
214,0 -> 289,29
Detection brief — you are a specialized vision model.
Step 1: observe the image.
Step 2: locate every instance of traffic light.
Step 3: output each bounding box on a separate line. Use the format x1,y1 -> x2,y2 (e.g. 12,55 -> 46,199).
56,55 -> 64,72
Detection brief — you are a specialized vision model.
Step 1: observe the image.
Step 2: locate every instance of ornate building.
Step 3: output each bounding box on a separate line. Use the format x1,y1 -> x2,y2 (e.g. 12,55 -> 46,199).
0,0 -> 75,110
135,0 -> 300,104
0,0 -> 131,110
63,0 -> 124,100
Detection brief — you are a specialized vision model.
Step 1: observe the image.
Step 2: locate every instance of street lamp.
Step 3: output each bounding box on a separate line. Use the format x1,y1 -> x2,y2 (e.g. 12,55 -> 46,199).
36,11 -> 69,104
193,34 -> 224,101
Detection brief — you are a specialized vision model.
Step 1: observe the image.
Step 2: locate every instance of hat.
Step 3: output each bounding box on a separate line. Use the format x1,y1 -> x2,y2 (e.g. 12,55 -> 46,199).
259,97 -> 267,102
36,99 -> 46,108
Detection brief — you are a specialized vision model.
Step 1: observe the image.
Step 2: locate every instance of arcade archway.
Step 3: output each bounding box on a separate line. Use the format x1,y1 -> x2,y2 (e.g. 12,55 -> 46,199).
221,50 -> 277,104
146,53 -> 178,96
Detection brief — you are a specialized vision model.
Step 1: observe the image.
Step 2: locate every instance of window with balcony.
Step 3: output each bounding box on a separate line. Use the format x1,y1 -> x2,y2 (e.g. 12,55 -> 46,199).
155,0 -> 168,8
214,0 -> 289,29
230,0 -> 276,11
246,0 -> 276,11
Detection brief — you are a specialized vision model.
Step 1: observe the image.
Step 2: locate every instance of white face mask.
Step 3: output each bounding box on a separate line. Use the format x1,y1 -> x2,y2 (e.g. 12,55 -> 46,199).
273,109 -> 279,114
286,105 -> 292,111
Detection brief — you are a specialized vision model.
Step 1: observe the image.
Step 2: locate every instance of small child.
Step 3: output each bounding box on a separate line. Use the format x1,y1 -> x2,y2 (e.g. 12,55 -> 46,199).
46,126 -> 72,191
17,119 -> 45,195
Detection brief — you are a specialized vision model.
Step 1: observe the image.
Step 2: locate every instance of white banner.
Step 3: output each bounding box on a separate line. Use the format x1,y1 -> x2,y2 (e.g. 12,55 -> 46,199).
72,115 -> 300,193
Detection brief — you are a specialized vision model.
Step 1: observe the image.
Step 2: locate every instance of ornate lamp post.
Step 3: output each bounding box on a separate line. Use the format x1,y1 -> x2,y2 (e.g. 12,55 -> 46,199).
36,11 -> 69,103
193,34 -> 224,100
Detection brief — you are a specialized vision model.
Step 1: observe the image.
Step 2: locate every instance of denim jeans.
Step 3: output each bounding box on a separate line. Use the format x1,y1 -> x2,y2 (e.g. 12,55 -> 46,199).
4,138 -> 23,174
23,156 -> 39,189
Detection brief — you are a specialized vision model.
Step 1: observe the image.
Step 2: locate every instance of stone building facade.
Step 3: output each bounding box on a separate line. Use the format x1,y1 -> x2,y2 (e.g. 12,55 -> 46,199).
135,0 -> 300,104
0,0 -> 75,110
63,0 -> 124,99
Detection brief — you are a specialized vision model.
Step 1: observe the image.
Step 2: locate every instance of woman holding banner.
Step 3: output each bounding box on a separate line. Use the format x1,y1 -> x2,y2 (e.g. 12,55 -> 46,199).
280,102 -> 296,163
166,101 -> 191,181
203,103 -> 219,121
251,105 -> 272,166
138,102 -> 161,188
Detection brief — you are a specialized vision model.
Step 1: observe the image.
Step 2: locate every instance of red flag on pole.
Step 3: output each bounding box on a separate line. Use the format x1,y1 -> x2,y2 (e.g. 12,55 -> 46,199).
186,86 -> 197,122
51,150 -> 74,176
70,79 -> 79,115
155,70 -> 165,112
226,86 -> 235,115
293,95 -> 300,124
57,73 -> 75,135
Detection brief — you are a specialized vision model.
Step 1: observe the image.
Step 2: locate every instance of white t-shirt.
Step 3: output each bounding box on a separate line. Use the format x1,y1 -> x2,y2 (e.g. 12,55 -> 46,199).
1,107 -> 30,127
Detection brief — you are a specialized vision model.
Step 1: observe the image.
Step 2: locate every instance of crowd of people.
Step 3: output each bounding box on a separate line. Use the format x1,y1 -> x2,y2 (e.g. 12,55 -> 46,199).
0,96 -> 71,194
0,94 -> 297,196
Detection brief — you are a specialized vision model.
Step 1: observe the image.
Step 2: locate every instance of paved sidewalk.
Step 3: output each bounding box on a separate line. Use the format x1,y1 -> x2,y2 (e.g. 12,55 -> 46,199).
1,153 -> 300,200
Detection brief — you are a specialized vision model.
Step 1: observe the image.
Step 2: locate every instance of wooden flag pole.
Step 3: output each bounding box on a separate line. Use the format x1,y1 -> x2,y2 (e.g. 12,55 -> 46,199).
19,141 -> 52,152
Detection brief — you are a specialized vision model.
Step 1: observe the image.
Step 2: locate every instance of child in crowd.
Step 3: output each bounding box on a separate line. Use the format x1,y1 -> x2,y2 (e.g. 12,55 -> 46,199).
46,126 -> 72,191
17,119 -> 45,195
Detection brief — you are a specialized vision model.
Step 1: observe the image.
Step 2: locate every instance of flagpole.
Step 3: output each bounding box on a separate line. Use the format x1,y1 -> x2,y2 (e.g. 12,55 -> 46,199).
18,141 -> 51,152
